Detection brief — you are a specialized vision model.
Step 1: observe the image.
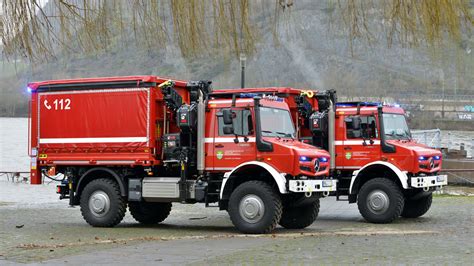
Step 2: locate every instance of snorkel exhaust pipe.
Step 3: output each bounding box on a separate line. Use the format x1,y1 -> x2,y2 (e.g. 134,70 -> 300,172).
254,97 -> 273,152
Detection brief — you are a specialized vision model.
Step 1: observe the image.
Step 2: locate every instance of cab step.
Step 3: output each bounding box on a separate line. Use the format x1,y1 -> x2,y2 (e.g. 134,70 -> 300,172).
336,187 -> 349,201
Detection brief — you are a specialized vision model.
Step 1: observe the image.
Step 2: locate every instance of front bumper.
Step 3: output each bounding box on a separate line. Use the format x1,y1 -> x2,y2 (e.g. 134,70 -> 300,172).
410,175 -> 448,188
288,179 -> 337,193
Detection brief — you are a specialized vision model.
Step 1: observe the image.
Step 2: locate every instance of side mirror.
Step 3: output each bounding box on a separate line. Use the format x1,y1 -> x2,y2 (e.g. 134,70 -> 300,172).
223,126 -> 234,134
352,116 -> 361,130
222,109 -> 233,125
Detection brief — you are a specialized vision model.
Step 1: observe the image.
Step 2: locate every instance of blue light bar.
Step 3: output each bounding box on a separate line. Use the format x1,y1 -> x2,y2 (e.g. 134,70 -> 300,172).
319,157 -> 328,162
434,155 -> 441,160
240,93 -> 259,98
336,102 -> 381,107
27,86 -> 33,93
418,156 -> 427,161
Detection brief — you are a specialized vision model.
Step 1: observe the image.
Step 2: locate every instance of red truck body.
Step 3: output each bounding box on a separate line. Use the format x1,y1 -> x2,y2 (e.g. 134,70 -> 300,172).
28,76 -> 190,183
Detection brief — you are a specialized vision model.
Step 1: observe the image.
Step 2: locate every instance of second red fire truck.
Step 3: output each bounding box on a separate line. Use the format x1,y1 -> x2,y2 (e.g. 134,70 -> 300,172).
213,88 -> 448,223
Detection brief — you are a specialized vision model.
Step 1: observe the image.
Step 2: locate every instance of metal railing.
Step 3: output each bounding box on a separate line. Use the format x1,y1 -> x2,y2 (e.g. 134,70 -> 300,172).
446,132 -> 474,159
411,129 -> 473,158
412,129 -> 442,149
0,172 -> 30,183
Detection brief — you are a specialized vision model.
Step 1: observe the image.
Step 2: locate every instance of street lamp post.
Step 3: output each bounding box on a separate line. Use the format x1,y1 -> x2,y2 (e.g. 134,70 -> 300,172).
440,69 -> 445,119
240,53 -> 246,88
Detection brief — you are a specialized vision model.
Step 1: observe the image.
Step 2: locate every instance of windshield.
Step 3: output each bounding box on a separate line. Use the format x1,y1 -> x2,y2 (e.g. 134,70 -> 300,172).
383,113 -> 411,140
260,107 -> 295,138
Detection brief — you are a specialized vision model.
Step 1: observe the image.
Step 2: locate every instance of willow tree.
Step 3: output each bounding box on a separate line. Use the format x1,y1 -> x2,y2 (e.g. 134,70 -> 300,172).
0,0 -> 472,61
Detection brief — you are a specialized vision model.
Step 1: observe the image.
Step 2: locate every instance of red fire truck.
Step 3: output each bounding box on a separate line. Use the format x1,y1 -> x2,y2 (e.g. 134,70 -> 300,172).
27,76 -> 337,234
212,88 -> 448,223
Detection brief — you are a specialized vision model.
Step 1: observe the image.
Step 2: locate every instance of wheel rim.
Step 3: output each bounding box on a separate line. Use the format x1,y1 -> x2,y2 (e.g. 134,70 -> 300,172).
239,194 -> 265,224
88,190 -> 111,217
366,189 -> 389,214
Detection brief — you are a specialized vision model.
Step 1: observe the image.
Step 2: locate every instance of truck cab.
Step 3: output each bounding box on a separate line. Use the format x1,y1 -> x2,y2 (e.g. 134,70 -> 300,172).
206,96 -> 330,179
334,102 -> 446,222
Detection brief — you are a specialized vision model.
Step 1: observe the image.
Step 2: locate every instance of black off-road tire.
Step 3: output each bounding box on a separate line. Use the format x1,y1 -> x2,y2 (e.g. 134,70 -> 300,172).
129,202 -> 172,224
228,180 -> 282,234
357,178 -> 404,224
279,198 -> 320,229
401,193 -> 433,218
80,178 -> 126,227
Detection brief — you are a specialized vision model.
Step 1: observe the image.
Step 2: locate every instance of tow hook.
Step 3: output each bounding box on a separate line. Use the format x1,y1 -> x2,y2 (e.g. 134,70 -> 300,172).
423,187 -> 430,192
323,191 -> 330,197
305,191 -> 312,198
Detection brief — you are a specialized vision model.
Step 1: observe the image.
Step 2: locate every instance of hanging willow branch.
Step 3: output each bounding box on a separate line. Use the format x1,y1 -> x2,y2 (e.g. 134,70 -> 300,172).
336,0 -> 473,53
0,0 -> 472,62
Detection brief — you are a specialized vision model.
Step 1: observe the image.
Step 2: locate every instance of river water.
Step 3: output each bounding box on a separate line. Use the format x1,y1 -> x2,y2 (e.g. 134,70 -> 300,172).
0,117 -> 29,172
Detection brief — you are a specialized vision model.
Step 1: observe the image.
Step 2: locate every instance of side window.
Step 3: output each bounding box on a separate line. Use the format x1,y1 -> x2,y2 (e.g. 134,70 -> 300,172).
218,109 -> 253,136
346,116 -> 378,139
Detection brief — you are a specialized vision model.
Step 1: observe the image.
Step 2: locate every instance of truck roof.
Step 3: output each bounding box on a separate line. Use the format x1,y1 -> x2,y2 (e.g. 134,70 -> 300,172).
28,75 -> 189,92
212,87 -> 311,96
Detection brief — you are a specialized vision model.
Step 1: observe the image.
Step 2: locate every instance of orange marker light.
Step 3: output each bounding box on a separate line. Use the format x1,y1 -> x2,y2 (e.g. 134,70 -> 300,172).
47,166 -> 56,176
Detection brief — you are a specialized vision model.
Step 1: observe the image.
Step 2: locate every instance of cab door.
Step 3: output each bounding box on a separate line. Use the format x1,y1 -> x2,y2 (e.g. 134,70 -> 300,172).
211,108 -> 256,171
342,115 -> 381,169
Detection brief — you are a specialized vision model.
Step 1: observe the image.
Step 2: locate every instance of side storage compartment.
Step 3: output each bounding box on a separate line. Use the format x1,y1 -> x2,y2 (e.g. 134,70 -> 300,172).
142,177 -> 195,201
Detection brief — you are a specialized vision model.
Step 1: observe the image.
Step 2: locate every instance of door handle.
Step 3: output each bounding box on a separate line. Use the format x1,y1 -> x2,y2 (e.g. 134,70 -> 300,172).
344,147 -> 352,150
215,144 -> 224,148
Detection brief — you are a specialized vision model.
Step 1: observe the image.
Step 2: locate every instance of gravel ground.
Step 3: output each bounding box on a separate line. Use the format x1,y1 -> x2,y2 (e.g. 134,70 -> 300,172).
0,181 -> 473,265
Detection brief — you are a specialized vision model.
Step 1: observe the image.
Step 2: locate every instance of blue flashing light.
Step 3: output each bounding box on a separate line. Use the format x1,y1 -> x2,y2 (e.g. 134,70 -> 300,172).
27,86 -> 33,93
299,156 -> 312,162
240,93 -> 259,98
319,157 -> 328,162
336,102 -> 380,108
434,155 -> 441,160
418,156 -> 427,161
262,94 -> 283,102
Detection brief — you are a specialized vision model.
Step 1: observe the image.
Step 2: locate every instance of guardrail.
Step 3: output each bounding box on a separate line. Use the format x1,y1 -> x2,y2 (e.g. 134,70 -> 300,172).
0,172 -> 30,183
446,132 -> 474,159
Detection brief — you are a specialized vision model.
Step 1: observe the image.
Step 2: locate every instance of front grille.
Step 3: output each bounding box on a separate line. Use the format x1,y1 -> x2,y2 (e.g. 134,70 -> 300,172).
300,166 -> 311,172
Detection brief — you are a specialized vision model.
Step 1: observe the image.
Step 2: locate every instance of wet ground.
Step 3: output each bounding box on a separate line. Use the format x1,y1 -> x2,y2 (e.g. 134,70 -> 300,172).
0,181 -> 473,265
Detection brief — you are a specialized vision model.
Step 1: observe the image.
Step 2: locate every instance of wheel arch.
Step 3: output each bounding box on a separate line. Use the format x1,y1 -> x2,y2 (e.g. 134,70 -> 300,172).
220,161 -> 287,208
75,167 -> 126,204
349,161 -> 408,199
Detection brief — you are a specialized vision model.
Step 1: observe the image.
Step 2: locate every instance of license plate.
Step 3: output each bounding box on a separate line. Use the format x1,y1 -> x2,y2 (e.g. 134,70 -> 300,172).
322,180 -> 334,187
436,176 -> 445,182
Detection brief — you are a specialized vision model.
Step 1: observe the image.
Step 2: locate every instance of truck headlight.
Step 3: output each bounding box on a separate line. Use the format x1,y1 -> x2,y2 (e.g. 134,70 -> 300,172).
299,156 -> 312,162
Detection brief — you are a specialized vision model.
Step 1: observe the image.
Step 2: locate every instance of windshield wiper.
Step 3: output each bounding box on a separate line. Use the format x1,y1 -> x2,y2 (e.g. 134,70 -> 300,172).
385,132 -> 401,140
262,130 -> 276,137
395,131 -> 411,140
275,131 -> 293,139
404,129 -> 413,141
